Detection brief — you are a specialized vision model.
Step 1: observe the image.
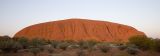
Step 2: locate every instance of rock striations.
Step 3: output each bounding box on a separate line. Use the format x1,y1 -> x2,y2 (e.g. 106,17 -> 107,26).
14,18 -> 145,42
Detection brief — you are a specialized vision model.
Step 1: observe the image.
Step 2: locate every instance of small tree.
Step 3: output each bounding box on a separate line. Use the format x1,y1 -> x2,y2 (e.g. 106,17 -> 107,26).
128,35 -> 153,50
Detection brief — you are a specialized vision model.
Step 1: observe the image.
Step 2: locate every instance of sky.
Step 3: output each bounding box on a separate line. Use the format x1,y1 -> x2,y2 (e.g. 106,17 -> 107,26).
0,0 -> 160,38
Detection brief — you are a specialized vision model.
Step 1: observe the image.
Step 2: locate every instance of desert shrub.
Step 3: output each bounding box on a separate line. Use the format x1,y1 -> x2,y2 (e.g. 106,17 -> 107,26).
153,38 -> 160,52
129,36 -> 160,52
50,40 -> 60,48
0,39 -> 22,53
12,42 -> 23,52
97,43 -> 111,53
16,37 -> 29,49
78,40 -> 97,49
78,40 -> 86,49
0,40 -> 14,52
30,38 -> 46,48
0,36 -> 23,53
78,41 -> 87,49
0,36 -> 22,53
128,35 -> 154,50
126,47 -> 139,55
29,48 -> 41,56
58,42 -> 70,50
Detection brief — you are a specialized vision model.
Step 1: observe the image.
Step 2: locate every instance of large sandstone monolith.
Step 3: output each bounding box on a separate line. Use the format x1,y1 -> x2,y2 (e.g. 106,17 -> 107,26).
14,18 -> 145,42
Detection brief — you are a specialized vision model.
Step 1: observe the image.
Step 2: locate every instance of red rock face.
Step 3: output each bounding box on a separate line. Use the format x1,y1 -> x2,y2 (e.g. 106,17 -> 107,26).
14,18 -> 145,42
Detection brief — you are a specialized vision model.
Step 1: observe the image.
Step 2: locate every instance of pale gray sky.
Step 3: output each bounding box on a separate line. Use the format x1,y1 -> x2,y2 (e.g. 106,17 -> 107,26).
0,0 -> 160,38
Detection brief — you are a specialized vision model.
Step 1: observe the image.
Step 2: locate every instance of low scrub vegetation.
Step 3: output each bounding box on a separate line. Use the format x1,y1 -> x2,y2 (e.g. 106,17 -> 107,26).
97,43 -> 111,53
78,40 -> 98,49
0,36 -> 22,53
128,35 -> 160,52
29,48 -> 41,56
0,35 -> 160,56
58,42 -> 70,50
126,46 -> 139,55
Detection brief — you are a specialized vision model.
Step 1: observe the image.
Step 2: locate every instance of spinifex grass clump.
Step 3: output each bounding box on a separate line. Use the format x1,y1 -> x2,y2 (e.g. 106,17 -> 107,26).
78,40 -> 98,49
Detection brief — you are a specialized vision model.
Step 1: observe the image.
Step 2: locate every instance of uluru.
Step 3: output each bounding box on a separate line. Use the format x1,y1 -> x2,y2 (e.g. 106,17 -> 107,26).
14,18 -> 145,42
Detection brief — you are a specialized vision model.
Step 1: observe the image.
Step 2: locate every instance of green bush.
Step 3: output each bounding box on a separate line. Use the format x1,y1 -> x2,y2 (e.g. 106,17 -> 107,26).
16,37 -> 29,49
0,36 -> 23,53
153,38 -> 160,52
78,40 -> 97,49
50,40 -> 60,48
128,35 -> 154,50
30,38 -> 46,48
12,42 -> 23,52
128,35 -> 160,52
0,40 -> 14,52
0,39 -> 22,53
